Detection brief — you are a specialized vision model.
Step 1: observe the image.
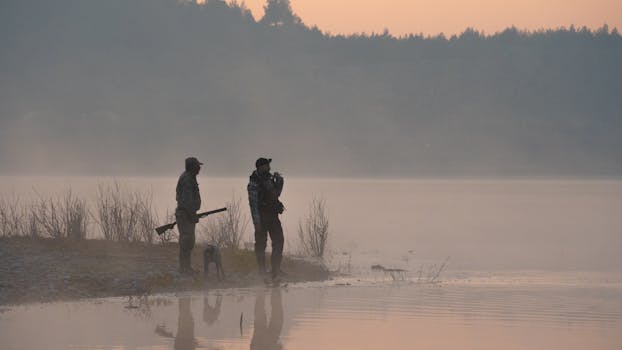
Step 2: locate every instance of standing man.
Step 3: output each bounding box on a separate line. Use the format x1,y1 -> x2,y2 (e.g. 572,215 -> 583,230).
247,157 -> 285,281
176,157 -> 203,275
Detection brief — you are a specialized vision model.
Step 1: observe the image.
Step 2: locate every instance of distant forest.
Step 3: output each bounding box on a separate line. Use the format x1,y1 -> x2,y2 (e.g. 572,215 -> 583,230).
1,0 -> 621,177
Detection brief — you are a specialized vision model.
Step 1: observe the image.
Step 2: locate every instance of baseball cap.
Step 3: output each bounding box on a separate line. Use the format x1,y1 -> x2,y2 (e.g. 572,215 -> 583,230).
255,157 -> 272,168
185,157 -> 203,167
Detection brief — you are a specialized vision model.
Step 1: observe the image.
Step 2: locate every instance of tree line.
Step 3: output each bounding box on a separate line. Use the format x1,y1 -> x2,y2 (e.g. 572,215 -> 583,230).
1,0 -> 620,176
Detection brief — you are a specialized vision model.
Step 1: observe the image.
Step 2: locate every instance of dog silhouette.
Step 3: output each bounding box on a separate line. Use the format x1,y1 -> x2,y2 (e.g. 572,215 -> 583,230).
203,244 -> 225,280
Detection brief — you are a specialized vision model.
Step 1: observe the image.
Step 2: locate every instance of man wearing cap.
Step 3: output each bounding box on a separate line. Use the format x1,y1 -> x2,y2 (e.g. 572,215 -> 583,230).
247,157 -> 285,281
176,157 -> 203,275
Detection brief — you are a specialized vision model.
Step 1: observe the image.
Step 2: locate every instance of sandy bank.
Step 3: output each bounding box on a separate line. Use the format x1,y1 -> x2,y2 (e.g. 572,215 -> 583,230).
0,237 -> 329,305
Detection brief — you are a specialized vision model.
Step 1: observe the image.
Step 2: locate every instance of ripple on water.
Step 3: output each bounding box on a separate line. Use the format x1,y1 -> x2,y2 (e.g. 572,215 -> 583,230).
1,277 -> 621,350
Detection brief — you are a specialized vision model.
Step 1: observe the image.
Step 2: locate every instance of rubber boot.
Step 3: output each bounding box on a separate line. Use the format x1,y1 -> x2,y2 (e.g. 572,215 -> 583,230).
271,239 -> 284,280
255,250 -> 266,274
271,254 -> 281,280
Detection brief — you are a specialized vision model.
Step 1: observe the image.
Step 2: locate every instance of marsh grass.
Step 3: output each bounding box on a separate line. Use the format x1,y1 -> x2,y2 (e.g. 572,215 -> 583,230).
0,190 -> 89,239
200,194 -> 248,249
94,181 -> 158,242
157,209 -> 177,244
298,196 -> 329,259
35,189 -> 89,240
415,256 -> 450,283
0,195 -> 26,237
1,181 -> 160,242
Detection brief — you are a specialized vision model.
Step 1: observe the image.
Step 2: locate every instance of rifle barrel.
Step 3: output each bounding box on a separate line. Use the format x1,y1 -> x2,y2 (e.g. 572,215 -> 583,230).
198,207 -> 228,217
155,207 -> 227,235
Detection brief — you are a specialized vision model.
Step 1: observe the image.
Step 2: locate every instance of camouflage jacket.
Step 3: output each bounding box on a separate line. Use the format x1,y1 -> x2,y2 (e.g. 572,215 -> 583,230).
176,171 -> 201,216
247,171 -> 283,225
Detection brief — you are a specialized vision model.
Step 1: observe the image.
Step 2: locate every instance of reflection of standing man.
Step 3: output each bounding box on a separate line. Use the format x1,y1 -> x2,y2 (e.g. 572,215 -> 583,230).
247,158 -> 285,281
175,297 -> 196,350
154,298 -> 197,350
176,157 -> 203,275
251,288 -> 284,350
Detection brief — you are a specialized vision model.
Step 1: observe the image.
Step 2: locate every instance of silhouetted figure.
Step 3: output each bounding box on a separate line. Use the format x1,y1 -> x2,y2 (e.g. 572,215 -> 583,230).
251,288 -> 283,350
248,158 -> 285,280
203,294 -> 223,326
176,157 -> 203,275
175,297 -> 196,350
154,297 -> 197,350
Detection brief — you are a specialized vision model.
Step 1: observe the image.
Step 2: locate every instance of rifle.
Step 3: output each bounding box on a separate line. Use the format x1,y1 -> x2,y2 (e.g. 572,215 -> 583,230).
155,207 -> 227,235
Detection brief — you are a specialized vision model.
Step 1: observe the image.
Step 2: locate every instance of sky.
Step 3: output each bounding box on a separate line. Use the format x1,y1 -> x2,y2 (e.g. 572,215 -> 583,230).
229,0 -> 622,36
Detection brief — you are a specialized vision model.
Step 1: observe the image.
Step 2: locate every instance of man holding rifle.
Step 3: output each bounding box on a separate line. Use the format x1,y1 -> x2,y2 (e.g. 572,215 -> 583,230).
176,156 -> 203,275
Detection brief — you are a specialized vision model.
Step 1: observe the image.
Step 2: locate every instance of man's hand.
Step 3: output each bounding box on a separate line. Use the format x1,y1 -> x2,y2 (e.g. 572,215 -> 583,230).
273,172 -> 283,185
190,212 -> 200,224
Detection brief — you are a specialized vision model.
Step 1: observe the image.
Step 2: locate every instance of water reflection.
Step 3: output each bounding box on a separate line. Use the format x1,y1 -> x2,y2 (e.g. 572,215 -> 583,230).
203,294 -> 222,326
1,280 -> 621,350
154,297 -> 198,350
176,297 -> 197,350
251,288 -> 284,350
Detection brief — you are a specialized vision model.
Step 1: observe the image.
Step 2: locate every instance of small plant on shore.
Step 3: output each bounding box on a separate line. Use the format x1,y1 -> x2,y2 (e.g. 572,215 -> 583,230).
200,194 -> 248,249
414,256 -> 450,284
298,196 -> 329,259
0,195 -> 25,237
94,181 -> 157,242
24,202 -> 41,238
157,209 -> 177,244
134,191 -> 158,244
426,256 -> 450,283
36,189 -> 89,240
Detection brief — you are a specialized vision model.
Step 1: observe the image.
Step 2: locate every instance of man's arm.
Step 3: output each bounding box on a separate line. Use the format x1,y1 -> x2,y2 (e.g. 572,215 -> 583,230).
247,180 -> 261,226
273,173 -> 284,197
178,176 -> 200,221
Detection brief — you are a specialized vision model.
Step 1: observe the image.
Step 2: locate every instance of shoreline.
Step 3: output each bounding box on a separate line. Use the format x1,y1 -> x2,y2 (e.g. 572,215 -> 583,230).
0,237 -> 329,306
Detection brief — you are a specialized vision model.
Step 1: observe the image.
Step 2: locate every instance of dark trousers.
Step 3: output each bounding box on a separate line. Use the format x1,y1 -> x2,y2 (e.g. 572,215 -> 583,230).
177,213 -> 196,273
254,214 -> 284,277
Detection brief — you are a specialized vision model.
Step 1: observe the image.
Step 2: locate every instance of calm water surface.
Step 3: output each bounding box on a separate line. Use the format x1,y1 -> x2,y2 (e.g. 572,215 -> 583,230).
1,277 -> 621,350
1,177 -> 621,349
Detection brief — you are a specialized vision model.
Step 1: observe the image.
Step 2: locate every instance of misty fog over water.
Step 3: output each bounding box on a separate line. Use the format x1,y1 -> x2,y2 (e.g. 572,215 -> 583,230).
2,1 -> 622,349
2,176 -> 621,271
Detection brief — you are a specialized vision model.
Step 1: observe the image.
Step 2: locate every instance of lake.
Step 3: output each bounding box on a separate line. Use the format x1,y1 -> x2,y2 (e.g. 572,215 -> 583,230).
1,176 -> 621,270
1,276 -> 621,350
1,177 -> 621,349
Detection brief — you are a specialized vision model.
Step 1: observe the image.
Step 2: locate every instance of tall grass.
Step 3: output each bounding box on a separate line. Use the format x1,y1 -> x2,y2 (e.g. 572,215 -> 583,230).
94,181 -> 158,243
298,196 -> 330,259
157,209 -> 177,244
200,194 -> 248,249
0,190 -> 88,239
0,195 -> 27,237
35,189 -> 89,240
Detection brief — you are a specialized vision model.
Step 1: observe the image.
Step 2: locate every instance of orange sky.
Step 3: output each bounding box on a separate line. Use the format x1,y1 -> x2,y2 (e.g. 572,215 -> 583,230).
227,0 -> 621,36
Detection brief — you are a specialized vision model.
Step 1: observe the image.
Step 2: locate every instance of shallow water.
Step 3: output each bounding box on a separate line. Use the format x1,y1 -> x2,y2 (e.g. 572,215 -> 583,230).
2,177 -> 622,348
1,276 -> 621,350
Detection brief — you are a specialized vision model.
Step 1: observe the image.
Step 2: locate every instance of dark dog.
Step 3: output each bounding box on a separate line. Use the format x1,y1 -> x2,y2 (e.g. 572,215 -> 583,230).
203,245 -> 225,280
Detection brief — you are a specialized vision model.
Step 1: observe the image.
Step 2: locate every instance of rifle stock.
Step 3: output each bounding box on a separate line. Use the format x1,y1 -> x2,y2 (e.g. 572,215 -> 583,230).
155,207 -> 227,235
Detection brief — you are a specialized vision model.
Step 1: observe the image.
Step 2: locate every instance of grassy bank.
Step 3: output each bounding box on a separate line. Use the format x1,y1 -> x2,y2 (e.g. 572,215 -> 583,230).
0,236 -> 329,305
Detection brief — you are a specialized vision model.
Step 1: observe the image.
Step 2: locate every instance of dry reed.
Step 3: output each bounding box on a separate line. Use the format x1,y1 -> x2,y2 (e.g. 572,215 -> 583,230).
298,196 -> 330,258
